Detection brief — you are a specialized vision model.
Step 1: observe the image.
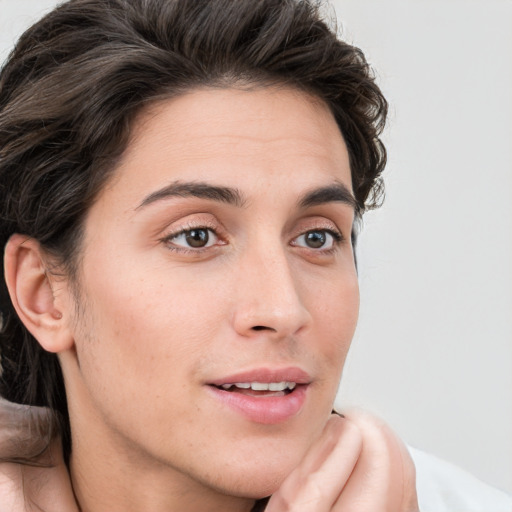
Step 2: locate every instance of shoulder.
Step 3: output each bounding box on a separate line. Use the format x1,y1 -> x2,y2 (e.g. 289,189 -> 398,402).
409,446 -> 512,512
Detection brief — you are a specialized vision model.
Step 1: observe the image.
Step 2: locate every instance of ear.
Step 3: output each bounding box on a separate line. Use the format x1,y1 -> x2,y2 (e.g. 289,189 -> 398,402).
3,234 -> 74,353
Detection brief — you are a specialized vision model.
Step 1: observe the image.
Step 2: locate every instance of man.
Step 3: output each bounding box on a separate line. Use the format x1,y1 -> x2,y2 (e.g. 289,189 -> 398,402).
0,1 -> 510,511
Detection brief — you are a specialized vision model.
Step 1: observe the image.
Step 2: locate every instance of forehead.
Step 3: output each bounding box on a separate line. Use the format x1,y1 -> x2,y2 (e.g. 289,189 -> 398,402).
131,85 -> 341,143
100,86 -> 352,207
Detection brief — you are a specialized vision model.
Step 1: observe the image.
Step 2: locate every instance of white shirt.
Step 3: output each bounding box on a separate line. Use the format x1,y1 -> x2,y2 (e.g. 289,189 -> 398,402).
410,447 -> 512,512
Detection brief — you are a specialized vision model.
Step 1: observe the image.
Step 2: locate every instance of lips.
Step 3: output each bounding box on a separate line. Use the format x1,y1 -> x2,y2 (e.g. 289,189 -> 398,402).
206,367 -> 311,424
208,367 -> 311,387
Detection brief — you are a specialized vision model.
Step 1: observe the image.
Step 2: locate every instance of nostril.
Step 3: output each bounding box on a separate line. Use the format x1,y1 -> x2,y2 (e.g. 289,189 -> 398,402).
251,325 -> 277,332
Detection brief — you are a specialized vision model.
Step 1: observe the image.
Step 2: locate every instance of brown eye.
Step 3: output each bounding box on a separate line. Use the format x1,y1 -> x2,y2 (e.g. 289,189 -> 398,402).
185,229 -> 209,247
168,228 -> 218,249
292,229 -> 340,250
305,231 -> 327,248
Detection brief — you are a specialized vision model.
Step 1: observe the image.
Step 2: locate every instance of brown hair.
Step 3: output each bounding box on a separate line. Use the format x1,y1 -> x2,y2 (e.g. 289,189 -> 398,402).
0,0 -> 387,467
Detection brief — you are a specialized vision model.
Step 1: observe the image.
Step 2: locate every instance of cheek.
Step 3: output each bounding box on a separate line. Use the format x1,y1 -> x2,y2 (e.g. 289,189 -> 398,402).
309,270 -> 359,386
72,268 -> 219,396
313,268 -> 359,340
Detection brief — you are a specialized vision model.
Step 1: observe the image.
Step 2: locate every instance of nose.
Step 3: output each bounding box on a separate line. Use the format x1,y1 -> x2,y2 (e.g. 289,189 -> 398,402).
231,245 -> 311,339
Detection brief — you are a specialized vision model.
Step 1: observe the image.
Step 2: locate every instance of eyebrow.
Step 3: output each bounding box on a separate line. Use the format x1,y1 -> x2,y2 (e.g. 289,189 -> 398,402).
136,180 -> 357,212
136,181 -> 246,209
298,182 -> 357,211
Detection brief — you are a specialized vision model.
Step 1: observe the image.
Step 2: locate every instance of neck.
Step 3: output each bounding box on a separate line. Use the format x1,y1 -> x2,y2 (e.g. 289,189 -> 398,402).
69,431 -> 256,512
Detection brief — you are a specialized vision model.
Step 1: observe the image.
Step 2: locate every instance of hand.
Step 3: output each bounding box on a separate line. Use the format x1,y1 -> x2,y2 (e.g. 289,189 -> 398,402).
266,410 -> 419,512
0,399 -> 419,512
0,397 -> 78,512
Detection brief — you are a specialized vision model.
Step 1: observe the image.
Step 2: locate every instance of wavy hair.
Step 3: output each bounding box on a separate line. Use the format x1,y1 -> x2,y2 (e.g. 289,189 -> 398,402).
0,0 -> 387,471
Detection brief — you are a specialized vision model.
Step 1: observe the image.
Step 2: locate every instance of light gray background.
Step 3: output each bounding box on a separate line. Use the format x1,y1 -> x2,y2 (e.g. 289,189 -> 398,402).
1,0 -> 511,495
332,0 -> 512,495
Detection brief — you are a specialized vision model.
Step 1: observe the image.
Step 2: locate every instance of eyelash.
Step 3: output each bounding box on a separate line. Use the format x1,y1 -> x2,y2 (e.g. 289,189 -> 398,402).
160,224 -> 345,255
291,228 -> 344,253
160,222 -> 223,254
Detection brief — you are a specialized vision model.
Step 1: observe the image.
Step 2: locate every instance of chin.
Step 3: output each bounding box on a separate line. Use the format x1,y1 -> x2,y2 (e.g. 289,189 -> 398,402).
215,463 -> 292,499
202,437 -> 310,499
224,412 -> 333,496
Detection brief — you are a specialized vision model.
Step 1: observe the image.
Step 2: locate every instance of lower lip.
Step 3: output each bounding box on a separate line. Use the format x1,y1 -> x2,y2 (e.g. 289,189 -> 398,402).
207,385 -> 308,424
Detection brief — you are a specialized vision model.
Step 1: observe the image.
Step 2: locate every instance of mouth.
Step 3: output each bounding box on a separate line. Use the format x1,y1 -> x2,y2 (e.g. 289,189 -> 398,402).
206,368 -> 310,424
213,381 -> 299,397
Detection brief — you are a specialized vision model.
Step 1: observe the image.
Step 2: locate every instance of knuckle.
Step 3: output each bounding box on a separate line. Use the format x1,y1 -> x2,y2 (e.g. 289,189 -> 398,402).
272,476 -> 325,512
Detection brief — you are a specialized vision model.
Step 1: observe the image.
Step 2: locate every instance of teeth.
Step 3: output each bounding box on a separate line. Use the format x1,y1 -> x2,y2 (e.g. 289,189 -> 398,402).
220,382 -> 297,391
251,382 -> 270,391
268,382 -> 287,391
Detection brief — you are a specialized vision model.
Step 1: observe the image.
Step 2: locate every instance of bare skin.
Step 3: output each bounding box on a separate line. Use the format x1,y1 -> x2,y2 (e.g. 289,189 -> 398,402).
0,399 -> 418,511
2,87 -> 419,511
266,412 -> 419,512
0,397 -> 78,512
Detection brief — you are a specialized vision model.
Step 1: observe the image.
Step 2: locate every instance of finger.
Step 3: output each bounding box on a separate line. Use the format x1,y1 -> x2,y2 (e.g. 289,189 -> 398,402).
266,414 -> 362,512
333,410 -> 418,512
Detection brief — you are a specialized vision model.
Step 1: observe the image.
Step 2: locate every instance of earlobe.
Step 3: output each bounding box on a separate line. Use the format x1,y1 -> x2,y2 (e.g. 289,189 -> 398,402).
4,234 -> 74,353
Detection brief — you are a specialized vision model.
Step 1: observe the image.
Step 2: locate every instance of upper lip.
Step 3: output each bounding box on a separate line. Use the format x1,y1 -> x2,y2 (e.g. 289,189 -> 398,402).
207,367 -> 312,386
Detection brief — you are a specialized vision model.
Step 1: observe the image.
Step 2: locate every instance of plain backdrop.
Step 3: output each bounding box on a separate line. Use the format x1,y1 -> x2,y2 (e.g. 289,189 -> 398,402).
1,0 -> 511,496
331,0 -> 512,495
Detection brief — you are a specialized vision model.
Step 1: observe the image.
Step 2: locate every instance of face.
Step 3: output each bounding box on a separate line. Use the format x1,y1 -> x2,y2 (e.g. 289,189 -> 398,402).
60,86 -> 359,501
